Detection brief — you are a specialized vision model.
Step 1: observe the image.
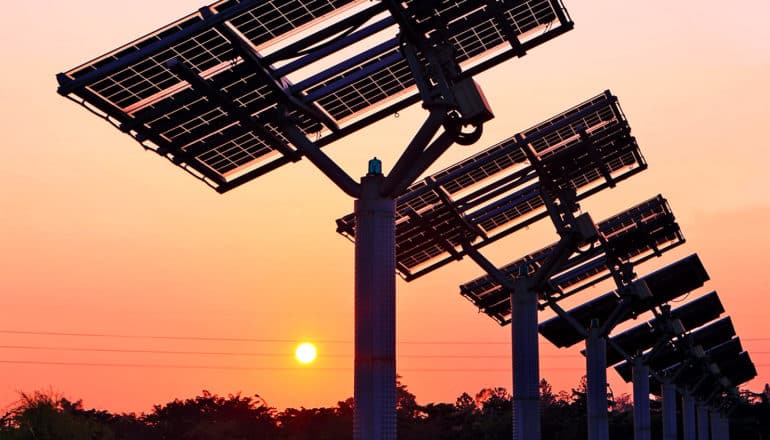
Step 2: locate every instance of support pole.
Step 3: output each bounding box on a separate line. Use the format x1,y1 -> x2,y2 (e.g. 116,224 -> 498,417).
511,279 -> 540,440
717,412 -> 730,440
683,392 -> 697,440
586,320 -> 609,440
354,170 -> 396,440
633,359 -> 651,440
696,402 -> 710,440
710,409 -> 722,440
662,381 -> 678,440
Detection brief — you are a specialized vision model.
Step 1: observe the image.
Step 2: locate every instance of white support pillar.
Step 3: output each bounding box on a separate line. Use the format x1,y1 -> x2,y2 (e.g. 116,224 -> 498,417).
662,381 -> 678,440
354,173 -> 396,440
696,402 -> 710,440
633,359 -> 651,440
683,392 -> 697,440
511,279 -> 540,440
586,321 -> 609,440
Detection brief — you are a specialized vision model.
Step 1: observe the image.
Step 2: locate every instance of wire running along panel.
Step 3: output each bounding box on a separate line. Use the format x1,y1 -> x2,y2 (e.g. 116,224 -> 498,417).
337,91 -> 647,279
58,0 -> 572,191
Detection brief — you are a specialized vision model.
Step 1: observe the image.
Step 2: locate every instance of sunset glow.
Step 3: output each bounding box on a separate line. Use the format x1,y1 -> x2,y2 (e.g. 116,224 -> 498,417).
295,343 -> 317,365
0,0 -> 766,417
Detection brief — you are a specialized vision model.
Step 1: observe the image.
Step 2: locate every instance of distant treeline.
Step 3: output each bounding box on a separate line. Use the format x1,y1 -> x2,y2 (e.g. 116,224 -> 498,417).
1,378 -> 767,439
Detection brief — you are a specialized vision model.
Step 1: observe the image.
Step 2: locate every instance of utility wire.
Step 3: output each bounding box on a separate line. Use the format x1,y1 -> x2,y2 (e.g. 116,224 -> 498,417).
0,360 -> 586,372
2,329 -> 768,345
0,344 -> 573,359
0,329 -> 548,344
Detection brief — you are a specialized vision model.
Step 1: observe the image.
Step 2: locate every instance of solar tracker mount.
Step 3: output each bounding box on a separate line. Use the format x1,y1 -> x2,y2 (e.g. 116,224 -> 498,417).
337,90 -> 647,280
57,0 -> 574,193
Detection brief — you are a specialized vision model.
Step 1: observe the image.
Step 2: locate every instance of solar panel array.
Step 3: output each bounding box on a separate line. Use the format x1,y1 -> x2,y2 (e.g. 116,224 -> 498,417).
537,254 -> 709,347
602,291 -> 724,366
605,295 -> 757,406
459,194 -> 683,324
58,0 -> 573,192
337,91 -> 647,280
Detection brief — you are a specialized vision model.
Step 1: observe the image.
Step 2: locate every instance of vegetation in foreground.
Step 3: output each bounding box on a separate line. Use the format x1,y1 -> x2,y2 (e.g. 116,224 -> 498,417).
0,379 -> 767,439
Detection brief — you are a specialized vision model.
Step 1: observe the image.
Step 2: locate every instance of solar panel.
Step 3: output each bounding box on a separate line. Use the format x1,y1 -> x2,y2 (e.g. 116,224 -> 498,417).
613,317 -> 736,382
58,0 -> 574,192
337,91 -> 648,279
649,338 -> 743,396
537,254 -> 709,347
462,195 -> 684,324
679,351 -> 754,399
721,352 -> 757,386
602,292 -> 724,366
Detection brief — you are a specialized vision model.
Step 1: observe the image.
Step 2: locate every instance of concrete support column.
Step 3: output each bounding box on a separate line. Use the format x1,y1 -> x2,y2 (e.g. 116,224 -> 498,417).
354,174 -> 396,440
586,322 -> 609,440
683,392 -> 697,440
697,402 -> 710,440
511,280 -> 540,440
633,359 -> 651,440
710,409 -> 722,440
717,412 -> 730,440
662,381 -> 678,440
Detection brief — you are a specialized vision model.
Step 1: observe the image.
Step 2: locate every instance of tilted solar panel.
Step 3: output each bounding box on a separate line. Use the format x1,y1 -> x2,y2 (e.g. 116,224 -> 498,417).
58,0 -> 573,192
602,291 -> 724,366
649,338 -> 743,396
657,347 -> 753,398
538,254 -> 709,347
461,195 -> 683,324
337,91 -> 648,280
465,195 -> 678,307
613,317 -> 736,382
687,356 -> 754,401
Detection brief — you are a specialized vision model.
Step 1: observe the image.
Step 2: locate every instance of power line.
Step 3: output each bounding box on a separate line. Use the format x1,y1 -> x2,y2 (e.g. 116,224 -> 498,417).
0,344 -> 574,359
0,360 -> 585,372
0,329 -> 518,345
2,329 -> 768,346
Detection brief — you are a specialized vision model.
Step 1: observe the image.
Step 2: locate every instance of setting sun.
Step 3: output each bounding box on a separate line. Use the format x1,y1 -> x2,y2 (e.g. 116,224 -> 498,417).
295,342 -> 317,364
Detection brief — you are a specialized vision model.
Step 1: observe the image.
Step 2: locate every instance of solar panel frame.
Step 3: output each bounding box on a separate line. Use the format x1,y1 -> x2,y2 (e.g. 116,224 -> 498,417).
601,291 -> 724,366
537,254 -> 710,347
649,338 -> 744,396
612,317 -> 737,382
461,195 -> 684,324
59,0 -> 574,192
661,347 -> 752,397
336,91 -> 649,280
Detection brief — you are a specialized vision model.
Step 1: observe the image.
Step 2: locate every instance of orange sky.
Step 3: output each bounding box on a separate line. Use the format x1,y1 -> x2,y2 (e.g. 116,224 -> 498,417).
0,0 -> 768,414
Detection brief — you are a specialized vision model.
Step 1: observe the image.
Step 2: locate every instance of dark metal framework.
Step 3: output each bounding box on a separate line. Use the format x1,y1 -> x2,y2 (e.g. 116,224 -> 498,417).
607,303 -> 757,412
602,291 -> 725,366
58,2 -> 579,439
461,195 -> 683,325
337,91 -> 647,280
536,254 -> 710,348
57,0 -> 572,193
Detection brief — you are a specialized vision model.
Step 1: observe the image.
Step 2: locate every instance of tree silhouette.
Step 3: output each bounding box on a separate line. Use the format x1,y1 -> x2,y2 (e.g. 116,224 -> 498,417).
144,390 -> 278,440
1,381 -> 768,439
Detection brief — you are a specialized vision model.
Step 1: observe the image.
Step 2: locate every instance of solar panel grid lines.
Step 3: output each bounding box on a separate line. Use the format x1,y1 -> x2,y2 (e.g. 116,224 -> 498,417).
335,91 -> 646,279
459,195 -> 685,324
59,0 -> 576,192
336,90 -> 622,232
